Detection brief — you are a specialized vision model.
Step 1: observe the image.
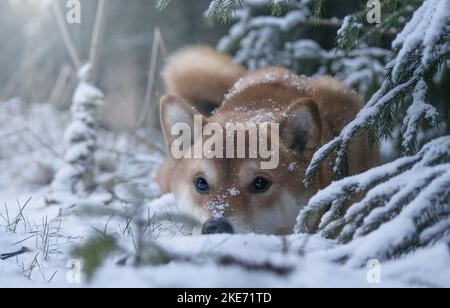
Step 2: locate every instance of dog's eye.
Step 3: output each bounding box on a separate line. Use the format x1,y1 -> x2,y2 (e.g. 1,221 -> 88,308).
250,177 -> 272,193
195,177 -> 209,194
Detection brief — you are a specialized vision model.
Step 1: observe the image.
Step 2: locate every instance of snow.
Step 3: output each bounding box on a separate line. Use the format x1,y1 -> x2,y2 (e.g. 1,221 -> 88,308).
338,76 -> 415,141
337,16 -> 352,38
228,187 -> 240,196
297,134 -> 449,274
288,162 -> 297,172
392,0 -> 450,81
402,80 -> 439,154
353,165 -> 446,237
77,63 -> 93,81
336,167 -> 450,268
205,197 -> 230,219
422,0 -> 450,67
301,136 -> 450,231
72,82 -> 104,107
1,188 -> 448,287
218,0 -> 313,72
336,16 -> 362,39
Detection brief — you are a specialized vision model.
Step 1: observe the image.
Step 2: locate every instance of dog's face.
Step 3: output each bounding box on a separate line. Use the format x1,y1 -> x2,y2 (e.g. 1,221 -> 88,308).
159,94 -> 322,235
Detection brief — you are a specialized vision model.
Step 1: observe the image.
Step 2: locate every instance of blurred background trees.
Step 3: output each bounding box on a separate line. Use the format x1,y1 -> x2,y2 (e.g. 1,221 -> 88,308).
0,0 -> 411,130
0,0 -> 228,130
4,1 -> 444,132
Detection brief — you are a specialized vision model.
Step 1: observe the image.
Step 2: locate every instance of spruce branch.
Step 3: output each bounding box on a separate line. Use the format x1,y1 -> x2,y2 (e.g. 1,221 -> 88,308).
154,0 -> 171,11
271,0 -> 290,16
155,0 -> 299,22
336,15 -> 364,53
296,136 -> 450,265
207,0 -> 242,24
304,0 -> 450,186
218,1 -> 392,101
335,0 -> 421,53
311,0 -> 324,25
401,80 -> 441,155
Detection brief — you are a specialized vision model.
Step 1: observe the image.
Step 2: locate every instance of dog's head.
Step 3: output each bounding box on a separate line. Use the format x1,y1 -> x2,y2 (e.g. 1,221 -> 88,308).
159,94 -> 322,235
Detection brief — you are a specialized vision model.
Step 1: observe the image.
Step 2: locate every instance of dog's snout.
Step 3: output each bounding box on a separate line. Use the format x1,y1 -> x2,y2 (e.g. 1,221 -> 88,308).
202,219 -> 234,235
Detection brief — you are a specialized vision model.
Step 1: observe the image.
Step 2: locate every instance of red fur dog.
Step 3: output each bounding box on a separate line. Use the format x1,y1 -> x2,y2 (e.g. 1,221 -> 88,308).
156,47 -> 379,235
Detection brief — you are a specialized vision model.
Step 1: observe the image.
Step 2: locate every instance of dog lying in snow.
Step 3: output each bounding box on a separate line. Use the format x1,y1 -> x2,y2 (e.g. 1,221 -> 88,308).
156,46 -> 379,235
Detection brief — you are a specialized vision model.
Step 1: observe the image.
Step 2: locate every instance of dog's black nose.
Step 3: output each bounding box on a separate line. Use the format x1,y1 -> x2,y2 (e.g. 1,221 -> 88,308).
202,219 -> 234,235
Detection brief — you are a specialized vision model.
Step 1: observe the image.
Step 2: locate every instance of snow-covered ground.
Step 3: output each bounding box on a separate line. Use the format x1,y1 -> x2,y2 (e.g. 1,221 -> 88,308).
1,189 -> 448,288
0,99 -> 449,288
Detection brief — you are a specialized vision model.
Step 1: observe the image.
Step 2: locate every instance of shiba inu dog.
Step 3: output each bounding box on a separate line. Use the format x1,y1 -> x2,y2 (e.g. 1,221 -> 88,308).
156,46 -> 379,235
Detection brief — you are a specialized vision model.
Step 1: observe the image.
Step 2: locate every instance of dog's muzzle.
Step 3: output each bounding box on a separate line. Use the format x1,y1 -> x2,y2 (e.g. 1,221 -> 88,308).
201,218 -> 234,235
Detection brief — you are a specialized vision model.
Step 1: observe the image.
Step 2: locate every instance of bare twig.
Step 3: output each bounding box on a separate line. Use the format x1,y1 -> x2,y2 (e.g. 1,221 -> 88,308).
157,28 -> 168,57
51,0 -> 81,69
216,255 -> 294,276
137,28 -> 165,128
89,0 -> 108,82
48,64 -> 73,106
0,128 -> 29,140
25,127 -> 65,161
1,36 -> 58,100
1,247 -> 30,260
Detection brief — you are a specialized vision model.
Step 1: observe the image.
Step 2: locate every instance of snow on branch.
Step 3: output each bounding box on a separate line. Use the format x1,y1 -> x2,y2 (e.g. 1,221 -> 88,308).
217,0 -> 310,58
297,137 -> 450,234
48,64 -> 104,203
295,136 -> 450,265
304,0 -> 450,186
155,0 -> 297,22
218,1 -> 390,100
401,80 -> 440,155
336,15 -> 363,52
392,0 -> 450,82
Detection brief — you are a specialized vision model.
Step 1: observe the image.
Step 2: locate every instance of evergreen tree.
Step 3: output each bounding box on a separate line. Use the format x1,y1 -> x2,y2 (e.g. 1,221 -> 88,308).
217,0 -> 390,100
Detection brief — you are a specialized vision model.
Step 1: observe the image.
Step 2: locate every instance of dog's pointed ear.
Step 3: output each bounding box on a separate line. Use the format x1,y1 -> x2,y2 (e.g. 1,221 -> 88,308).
280,98 -> 322,152
160,94 -> 204,152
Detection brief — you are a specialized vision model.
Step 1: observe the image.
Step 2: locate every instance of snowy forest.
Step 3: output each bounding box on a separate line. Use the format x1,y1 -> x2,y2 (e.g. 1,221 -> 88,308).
0,0 -> 448,288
